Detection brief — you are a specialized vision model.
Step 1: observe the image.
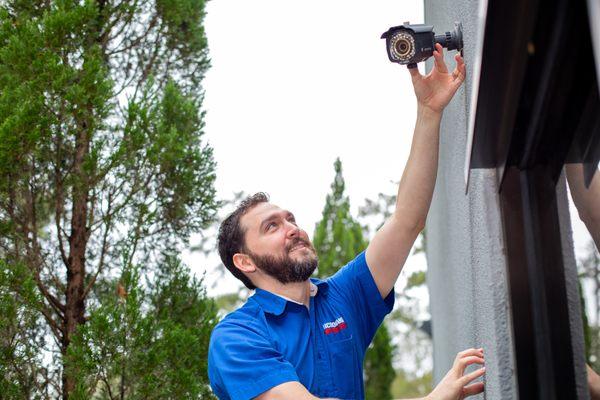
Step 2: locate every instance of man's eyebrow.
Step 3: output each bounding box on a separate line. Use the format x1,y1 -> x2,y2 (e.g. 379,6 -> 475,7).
259,211 -> 295,232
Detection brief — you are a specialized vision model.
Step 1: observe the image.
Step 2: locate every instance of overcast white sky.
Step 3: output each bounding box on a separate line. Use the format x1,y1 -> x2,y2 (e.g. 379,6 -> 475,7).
185,1 -> 596,309
187,0 -> 428,296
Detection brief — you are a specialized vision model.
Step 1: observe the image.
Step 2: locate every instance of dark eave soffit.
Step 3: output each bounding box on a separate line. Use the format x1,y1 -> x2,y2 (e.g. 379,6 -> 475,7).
465,0 -> 600,191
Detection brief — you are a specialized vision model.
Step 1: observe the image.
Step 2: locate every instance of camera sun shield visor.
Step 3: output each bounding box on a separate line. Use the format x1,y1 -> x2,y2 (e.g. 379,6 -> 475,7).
381,22 -> 463,67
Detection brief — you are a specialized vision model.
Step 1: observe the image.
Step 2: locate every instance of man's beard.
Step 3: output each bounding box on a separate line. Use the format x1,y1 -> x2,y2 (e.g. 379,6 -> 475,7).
247,239 -> 318,284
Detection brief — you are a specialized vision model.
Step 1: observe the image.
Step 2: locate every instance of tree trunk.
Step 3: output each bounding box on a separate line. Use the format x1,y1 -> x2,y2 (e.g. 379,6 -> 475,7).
62,129 -> 90,400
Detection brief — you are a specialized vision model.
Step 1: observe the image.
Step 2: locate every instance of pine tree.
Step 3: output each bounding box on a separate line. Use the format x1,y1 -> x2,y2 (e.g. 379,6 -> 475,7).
0,1 -> 218,397
313,157 -> 395,400
66,255 -> 218,399
313,158 -> 367,277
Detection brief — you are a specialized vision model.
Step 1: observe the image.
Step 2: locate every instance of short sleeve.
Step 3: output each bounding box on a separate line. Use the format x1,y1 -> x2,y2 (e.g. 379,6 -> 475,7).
326,251 -> 395,350
208,320 -> 300,400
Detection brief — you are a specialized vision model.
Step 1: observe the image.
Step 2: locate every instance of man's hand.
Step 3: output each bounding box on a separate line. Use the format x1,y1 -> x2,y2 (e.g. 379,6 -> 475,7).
588,364 -> 600,400
409,43 -> 466,113
425,348 -> 485,400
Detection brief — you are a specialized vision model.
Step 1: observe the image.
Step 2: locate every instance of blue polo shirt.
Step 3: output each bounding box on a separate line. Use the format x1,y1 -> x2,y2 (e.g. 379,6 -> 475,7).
207,251 -> 395,400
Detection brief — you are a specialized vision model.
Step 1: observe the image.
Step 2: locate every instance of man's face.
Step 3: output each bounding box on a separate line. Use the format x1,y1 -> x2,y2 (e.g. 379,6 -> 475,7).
239,202 -> 318,284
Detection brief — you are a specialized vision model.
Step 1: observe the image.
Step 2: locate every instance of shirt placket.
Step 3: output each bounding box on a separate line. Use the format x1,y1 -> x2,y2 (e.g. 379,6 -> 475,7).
309,296 -> 333,395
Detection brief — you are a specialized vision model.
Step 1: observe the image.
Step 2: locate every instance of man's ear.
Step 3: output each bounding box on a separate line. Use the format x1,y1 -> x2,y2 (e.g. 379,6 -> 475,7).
232,253 -> 257,274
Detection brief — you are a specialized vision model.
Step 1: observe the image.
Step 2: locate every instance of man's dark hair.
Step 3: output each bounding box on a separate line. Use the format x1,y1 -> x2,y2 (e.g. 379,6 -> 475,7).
217,192 -> 270,289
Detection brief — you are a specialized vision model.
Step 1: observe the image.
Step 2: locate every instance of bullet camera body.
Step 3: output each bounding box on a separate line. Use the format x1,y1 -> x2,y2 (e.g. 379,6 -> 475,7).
381,22 -> 463,67
381,24 -> 435,65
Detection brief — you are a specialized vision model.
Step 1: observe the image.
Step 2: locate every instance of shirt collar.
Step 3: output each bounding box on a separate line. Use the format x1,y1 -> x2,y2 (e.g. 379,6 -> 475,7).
252,278 -> 329,316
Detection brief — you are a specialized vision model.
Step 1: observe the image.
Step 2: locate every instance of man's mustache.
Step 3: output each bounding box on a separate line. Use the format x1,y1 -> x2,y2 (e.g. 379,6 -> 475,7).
286,238 -> 313,252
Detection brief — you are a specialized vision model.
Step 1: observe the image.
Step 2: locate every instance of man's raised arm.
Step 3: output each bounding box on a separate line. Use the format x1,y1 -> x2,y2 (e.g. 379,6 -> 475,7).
366,43 -> 466,299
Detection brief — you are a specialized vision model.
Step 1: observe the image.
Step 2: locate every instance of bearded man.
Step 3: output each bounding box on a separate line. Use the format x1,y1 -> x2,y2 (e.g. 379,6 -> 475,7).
208,45 -> 485,400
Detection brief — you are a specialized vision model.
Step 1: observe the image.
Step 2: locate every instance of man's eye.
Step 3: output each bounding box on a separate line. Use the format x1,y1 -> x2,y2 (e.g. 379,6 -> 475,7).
267,222 -> 276,230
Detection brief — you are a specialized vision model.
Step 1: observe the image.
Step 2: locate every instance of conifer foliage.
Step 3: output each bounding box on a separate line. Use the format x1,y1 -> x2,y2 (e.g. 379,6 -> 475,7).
313,158 -> 367,277
0,1 -> 218,398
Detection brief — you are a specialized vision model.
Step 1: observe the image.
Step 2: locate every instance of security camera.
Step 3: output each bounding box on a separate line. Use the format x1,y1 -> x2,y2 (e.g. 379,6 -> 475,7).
381,21 -> 464,68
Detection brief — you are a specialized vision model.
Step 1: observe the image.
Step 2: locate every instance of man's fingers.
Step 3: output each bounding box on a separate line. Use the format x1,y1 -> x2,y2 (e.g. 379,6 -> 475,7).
433,43 -> 448,73
450,54 -> 467,89
455,348 -> 483,362
408,65 -> 422,81
456,356 -> 485,375
462,382 -> 485,397
455,53 -> 466,70
453,54 -> 466,74
451,71 -> 465,90
459,366 -> 486,386
452,54 -> 467,76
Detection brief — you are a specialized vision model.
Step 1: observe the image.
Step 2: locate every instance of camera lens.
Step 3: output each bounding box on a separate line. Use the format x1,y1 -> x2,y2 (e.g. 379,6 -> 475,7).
396,41 -> 409,55
389,31 -> 415,63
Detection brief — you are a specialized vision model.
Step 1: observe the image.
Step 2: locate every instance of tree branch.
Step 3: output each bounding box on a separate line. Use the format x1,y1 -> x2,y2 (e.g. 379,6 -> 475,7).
24,162 -> 66,319
33,266 -> 66,318
54,130 -> 70,269
38,303 -> 63,345
82,192 -> 113,301
105,0 -> 143,52
101,371 -> 117,400
107,12 -> 158,57
133,24 -> 165,98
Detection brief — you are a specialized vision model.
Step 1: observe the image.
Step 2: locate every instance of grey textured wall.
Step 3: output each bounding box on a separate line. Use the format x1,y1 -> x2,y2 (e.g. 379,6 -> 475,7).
426,167 -> 516,400
423,1 -> 589,399
423,2 -> 517,398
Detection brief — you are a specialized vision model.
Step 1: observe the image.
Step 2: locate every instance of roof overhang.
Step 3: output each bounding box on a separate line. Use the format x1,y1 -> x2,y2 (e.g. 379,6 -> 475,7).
465,0 -> 600,190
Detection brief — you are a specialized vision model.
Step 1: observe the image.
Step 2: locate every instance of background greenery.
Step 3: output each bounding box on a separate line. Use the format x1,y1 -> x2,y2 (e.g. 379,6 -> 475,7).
0,0 -> 218,398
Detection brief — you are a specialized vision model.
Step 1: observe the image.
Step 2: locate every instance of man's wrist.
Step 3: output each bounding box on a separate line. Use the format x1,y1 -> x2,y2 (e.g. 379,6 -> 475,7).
416,103 -> 443,121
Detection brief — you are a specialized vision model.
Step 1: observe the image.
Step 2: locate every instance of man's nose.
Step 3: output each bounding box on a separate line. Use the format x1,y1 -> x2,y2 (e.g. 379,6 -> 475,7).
285,223 -> 300,237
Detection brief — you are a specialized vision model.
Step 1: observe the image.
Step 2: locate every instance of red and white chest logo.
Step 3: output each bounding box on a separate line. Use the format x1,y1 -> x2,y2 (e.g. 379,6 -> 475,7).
322,317 -> 347,335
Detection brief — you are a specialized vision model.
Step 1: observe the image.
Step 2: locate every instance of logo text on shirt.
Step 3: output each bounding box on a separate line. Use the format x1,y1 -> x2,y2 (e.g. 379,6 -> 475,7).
322,317 -> 347,335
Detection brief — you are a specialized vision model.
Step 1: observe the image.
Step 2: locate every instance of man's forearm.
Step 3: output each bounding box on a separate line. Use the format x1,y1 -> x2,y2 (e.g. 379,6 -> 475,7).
364,104 -> 443,298
255,381 -> 340,400
393,104 -> 442,229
